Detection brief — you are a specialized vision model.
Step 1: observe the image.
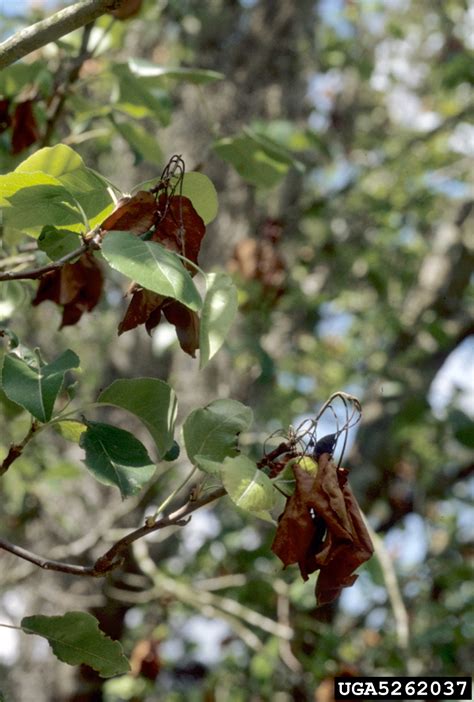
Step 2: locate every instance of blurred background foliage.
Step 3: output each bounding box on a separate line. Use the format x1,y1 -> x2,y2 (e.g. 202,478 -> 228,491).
0,0 -> 473,700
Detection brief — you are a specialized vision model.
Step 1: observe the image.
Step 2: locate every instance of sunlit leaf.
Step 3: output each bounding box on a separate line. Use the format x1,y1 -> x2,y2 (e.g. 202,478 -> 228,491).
80,421 -> 155,498
200,272 -> 238,368
2,349 -> 80,422
221,455 -> 275,515
101,231 -> 202,311
183,398 -> 253,470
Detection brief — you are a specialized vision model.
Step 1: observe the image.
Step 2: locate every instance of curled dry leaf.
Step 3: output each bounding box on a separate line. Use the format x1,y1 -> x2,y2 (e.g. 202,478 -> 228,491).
130,638 -> 161,680
102,189 -> 206,355
100,191 -> 157,235
110,0 -> 143,20
152,194 -> 206,269
271,453 -> 373,605
228,218 -> 287,308
33,252 -> 103,328
118,288 -> 200,356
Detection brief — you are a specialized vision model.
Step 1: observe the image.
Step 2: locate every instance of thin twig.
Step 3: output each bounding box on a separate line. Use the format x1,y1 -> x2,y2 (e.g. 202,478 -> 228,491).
363,516 -> 410,650
0,0 -> 124,70
0,420 -> 39,476
42,23 -> 95,147
0,242 -> 89,282
0,487 -> 227,577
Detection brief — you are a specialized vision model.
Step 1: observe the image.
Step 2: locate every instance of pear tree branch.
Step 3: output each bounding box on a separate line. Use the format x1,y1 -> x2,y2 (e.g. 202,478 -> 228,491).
0,0 -> 125,70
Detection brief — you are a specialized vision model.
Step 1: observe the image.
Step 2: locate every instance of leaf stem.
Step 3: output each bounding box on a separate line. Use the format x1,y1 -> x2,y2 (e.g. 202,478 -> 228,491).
151,465 -> 198,520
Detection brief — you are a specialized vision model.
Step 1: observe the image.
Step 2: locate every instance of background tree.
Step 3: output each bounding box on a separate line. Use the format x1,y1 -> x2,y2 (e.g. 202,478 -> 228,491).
0,0 -> 472,700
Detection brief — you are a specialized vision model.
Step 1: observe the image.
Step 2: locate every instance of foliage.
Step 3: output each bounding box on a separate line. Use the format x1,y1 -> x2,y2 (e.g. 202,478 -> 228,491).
0,0 -> 473,700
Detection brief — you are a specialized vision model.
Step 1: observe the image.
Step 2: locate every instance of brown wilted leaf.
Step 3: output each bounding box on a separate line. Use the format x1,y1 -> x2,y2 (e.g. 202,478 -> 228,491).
118,288 -> 200,356
100,191 -> 157,235
118,288 -> 165,334
162,299 -> 200,357
153,194 -> 206,269
271,453 -> 373,606
11,100 -> 39,154
130,638 -> 161,680
33,253 -> 103,328
110,0 -> 143,20
228,218 -> 287,307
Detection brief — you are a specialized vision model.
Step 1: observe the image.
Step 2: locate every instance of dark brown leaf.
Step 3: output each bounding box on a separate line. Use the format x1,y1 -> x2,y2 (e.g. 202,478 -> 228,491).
118,288 -> 199,357
110,0 -> 143,19
130,638 -> 160,680
162,300 -> 200,357
153,194 -> 206,269
271,453 -> 373,605
118,288 -> 164,335
33,253 -> 103,327
100,191 -> 157,235
11,100 -> 39,154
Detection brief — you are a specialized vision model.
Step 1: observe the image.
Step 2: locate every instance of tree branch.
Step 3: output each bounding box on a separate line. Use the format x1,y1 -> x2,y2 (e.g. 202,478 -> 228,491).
0,241 -> 90,282
0,420 -> 39,476
0,487 -> 227,577
0,0 -> 124,71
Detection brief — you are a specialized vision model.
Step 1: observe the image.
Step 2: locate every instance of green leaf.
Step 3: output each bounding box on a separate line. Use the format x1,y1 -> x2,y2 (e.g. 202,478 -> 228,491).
213,130 -> 293,188
113,119 -> 164,166
183,399 -> 253,471
450,409 -> 474,448
178,172 -> 218,225
54,419 -> 86,443
200,272 -> 238,368
128,59 -> 224,84
2,349 -> 80,423
37,225 -> 82,261
97,378 -> 177,457
21,612 -> 130,678
221,455 -> 275,514
0,173 -> 83,236
15,145 -> 114,228
101,231 -> 202,311
80,421 -> 155,498
111,63 -> 171,124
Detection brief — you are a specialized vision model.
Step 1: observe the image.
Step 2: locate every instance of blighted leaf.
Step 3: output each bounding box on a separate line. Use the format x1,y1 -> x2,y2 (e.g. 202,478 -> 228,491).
38,225 -> 82,261
33,252 -> 104,327
222,455 -> 275,515
11,99 -> 39,154
21,612 -> 130,678
101,231 -> 201,311
271,454 -> 373,605
162,299 -> 200,356
2,349 -> 79,423
80,421 -> 155,498
110,0 -> 143,19
152,195 -> 206,269
199,272 -> 238,368
97,378 -> 177,457
100,191 -> 157,235
118,288 -> 165,334
183,399 -> 253,468
228,219 -> 287,309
